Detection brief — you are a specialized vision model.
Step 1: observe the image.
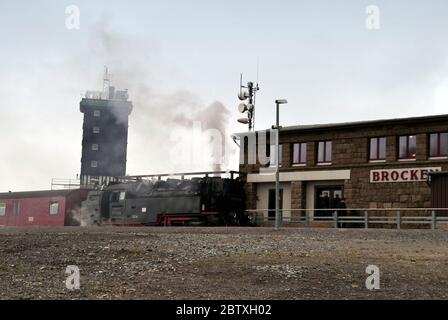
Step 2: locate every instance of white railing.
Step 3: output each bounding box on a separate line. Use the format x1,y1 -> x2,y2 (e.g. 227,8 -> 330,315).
50,178 -> 81,190
246,208 -> 448,229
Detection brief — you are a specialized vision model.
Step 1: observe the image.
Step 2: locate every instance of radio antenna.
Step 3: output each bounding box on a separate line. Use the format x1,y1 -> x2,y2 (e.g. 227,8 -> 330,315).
256,57 -> 260,84
253,57 -> 260,130
103,66 -> 111,99
236,73 -> 260,131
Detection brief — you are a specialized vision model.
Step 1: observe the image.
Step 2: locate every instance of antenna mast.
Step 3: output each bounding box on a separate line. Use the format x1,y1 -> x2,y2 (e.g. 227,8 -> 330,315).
253,58 -> 260,130
237,74 -> 260,131
103,66 -> 110,99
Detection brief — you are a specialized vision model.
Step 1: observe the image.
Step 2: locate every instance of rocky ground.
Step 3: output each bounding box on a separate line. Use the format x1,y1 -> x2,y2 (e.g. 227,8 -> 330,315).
0,226 -> 447,300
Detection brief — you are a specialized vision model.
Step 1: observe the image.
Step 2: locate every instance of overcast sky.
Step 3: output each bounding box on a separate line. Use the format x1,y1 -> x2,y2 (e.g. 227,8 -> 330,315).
1,0 -> 448,191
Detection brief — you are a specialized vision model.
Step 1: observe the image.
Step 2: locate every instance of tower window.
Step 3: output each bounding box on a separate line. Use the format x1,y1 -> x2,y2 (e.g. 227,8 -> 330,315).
93,110 -> 101,117
93,127 -> 100,134
92,144 -> 99,151
91,161 -> 98,168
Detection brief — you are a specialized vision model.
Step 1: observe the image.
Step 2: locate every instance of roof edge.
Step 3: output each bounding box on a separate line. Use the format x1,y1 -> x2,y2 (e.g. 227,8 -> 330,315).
232,113 -> 448,136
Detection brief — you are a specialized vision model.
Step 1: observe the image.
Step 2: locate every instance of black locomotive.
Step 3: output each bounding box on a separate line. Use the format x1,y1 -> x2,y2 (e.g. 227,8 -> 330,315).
80,171 -> 250,226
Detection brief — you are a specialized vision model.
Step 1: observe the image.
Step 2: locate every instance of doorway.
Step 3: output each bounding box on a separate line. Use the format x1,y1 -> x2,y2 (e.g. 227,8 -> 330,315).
314,186 -> 343,216
268,189 -> 283,220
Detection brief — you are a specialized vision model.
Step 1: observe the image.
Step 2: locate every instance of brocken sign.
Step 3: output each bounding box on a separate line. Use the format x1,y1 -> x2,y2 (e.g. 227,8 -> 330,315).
370,167 -> 441,183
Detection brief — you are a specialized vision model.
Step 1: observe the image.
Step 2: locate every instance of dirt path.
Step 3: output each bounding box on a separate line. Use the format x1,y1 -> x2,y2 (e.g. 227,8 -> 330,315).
0,227 -> 447,299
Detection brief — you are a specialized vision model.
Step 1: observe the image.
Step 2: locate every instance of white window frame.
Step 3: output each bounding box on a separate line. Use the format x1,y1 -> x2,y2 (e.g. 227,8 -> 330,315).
317,140 -> 332,164
91,161 -> 98,168
49,201 -> 59,215
369,137 -> 387,161
92,144 -> 99,151
292,142 -> 307,165
93,110 -> 101,117
398,135 -> 417,160
93,127 -> 100,134
429,132 -> 448,158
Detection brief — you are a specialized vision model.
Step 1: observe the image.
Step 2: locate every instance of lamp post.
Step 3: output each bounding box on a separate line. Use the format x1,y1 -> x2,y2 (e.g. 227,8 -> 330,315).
274,99 -> 288,230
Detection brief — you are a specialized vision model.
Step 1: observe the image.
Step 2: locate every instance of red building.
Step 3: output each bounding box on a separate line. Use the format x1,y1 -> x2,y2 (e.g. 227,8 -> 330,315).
0,189 -> 89,227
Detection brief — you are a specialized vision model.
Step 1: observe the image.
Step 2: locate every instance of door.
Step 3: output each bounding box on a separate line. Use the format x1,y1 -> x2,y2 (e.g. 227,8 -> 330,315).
109,191 -> 126,221
315,186 -> 343,216
268,189 -> 283,220
12,200 -> 21,226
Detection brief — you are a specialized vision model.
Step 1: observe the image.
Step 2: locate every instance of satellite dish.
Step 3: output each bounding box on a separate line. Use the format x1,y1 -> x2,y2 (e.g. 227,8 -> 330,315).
238,90 -> 249,101
238,103 -> 248,113
238,118 -> 249,124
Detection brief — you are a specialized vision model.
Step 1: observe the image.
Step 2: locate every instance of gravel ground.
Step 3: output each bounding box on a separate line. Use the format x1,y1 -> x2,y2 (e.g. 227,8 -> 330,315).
0,226 -> 447,300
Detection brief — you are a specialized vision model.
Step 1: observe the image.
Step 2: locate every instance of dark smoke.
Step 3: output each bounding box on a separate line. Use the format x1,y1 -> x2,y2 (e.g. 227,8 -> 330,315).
88,21 -> 231,175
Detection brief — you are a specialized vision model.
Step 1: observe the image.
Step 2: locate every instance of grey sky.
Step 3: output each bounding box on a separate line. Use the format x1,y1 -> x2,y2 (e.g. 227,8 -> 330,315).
1,0 -> 448,191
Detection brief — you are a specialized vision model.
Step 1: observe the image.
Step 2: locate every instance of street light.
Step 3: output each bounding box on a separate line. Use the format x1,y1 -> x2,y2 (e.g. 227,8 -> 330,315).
274,99 -> 287,230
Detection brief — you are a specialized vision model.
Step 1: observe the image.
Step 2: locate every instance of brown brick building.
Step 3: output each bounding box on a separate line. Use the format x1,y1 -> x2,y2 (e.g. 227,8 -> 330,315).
236,114 -> 448,222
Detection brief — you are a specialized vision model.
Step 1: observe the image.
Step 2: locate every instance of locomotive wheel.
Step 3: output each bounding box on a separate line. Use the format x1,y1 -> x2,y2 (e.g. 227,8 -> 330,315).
206,215 -> 223,226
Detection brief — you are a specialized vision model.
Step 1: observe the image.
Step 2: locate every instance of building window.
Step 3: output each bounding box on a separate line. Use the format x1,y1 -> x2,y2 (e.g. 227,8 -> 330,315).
399,135 -> 417,159
317,141 -> 332,163
292,143 -> 307,165
93,127 -> 100,134
93,110 -> 101,117
369,137 -> 386,161
0,203 -> 5,216
429,133 -> 448,158
92,144 -> 99,151
91,161 -> 98,168
269,144 -> 283,167
12,200 -> 20,216
49,201 -> 59,215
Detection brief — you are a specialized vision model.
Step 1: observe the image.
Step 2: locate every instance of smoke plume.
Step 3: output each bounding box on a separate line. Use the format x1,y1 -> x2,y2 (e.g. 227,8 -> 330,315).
88,22 -> 232,175
0,18 -> 235,192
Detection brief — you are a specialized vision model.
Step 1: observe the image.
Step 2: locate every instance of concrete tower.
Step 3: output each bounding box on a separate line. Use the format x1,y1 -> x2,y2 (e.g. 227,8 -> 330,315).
79,73 -> 133,186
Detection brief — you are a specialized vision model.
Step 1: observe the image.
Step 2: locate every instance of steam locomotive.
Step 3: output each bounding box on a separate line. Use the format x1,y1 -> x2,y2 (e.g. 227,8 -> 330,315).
80,171 -> 251,226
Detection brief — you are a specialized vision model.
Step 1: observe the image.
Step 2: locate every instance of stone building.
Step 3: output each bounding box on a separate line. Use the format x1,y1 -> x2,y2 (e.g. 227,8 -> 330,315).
236,114 -> 448,222
80,83 -> 133,187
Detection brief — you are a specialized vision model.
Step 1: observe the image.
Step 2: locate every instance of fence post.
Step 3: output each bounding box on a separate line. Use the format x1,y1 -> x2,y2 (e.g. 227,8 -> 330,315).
333,211 -> 338,228
431,210 -> 436,230
364,211 -> 368,229
397,211 -> 401,230
305,211 -> 309,227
